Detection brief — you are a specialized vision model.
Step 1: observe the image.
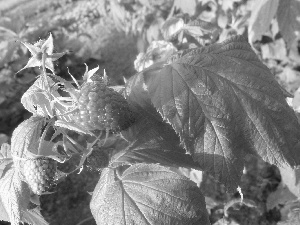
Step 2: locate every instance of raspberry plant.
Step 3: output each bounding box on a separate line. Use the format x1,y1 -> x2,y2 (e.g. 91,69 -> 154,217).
1,30 -> 300,225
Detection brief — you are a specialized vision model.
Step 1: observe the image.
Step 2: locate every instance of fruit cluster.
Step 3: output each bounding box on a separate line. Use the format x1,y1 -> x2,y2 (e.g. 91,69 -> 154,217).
23,157 -> 57,195
72,76 -> 135,132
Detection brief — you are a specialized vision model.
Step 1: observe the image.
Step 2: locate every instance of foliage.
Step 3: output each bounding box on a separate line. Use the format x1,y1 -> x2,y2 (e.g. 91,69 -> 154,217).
1,0 -> 300,225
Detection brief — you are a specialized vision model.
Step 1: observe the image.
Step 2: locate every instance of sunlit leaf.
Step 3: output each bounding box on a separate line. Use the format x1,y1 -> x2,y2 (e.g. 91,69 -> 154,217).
11,116 -> 46,160
143,35 -> 300,191
112,126 -> 198,169
22,208 -> 49,225
161,17 -> 185,41
277,202 -> 300,225
248,0 -> 279,43
0,168 -> 31,225
10,116 -> 67,161
134,41 -> 177,72
54,120 -> 93,136
21,76 -> 57,117
173,0 -> 196,15
0,143 -> 13,179
90,164 -> 210,225
277,0 -> 300,48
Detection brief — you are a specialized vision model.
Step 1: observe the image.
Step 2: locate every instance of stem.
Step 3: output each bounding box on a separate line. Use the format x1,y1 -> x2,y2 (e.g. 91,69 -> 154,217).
76,216 -> 94,225
42,49 -> 50,92
223,198 -> 257,218
38,118 -> 54,155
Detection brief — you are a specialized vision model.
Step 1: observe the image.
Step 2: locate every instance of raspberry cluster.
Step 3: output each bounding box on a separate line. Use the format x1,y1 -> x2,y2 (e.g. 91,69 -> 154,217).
23,157 -> 57,195
72,78 -> 135,132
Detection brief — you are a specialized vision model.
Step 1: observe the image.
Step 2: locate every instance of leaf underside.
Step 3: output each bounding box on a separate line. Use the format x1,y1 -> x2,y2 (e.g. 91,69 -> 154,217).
141,35 -> 300,191
90,163 -> 210,225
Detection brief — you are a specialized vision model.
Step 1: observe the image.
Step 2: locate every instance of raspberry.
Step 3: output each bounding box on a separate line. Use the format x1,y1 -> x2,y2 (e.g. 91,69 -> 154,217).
23,157 -> 57,195
72,77 -> 135,132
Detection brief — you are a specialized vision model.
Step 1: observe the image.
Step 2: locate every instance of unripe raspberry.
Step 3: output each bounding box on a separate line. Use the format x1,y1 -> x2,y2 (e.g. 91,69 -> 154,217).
23,157 -> 57,195
72,78 -> 135,132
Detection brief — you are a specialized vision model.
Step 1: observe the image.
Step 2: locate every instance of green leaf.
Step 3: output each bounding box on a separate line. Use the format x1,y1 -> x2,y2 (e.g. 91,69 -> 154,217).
277,205 -> 300,225
266,182 -> 297,212
248,0 -> 279,43
0,168 -> 31,225
161,17 -> 185,41
125,66 -> 165,122
110,0 -> 128,31
276,0 -> 300,48
144,35 -> 300,191
278,166 -> 300,197
0,143 -> 13,179
11,116 -> 46,160
22,208 -> 49,225
0,197 -> 9,222
10,116 -> 67,161
122,73 -> 198,169
0,143 -> 11,159
111,133 -> 198,169
90,164 -> 210,225
21,76 -> 57,117
54,120 -> 93,136
173,0 -> 197,15
184,19 -> 219,38
134,41 -> 177,72
0,40 -> 19,67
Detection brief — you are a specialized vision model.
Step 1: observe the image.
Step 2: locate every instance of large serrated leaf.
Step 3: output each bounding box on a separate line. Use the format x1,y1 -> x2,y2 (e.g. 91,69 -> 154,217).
90,164 -> 210,225
0,168 -> 31,225
248,0 -> 279,43
276,0 -> 300,48
143,35 -> 300,191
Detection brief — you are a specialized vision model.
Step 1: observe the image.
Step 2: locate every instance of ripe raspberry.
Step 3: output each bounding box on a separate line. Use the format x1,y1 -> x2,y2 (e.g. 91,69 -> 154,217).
72,76 -> 135,132
86,149 -> 109,171
23,157 -> 57,195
